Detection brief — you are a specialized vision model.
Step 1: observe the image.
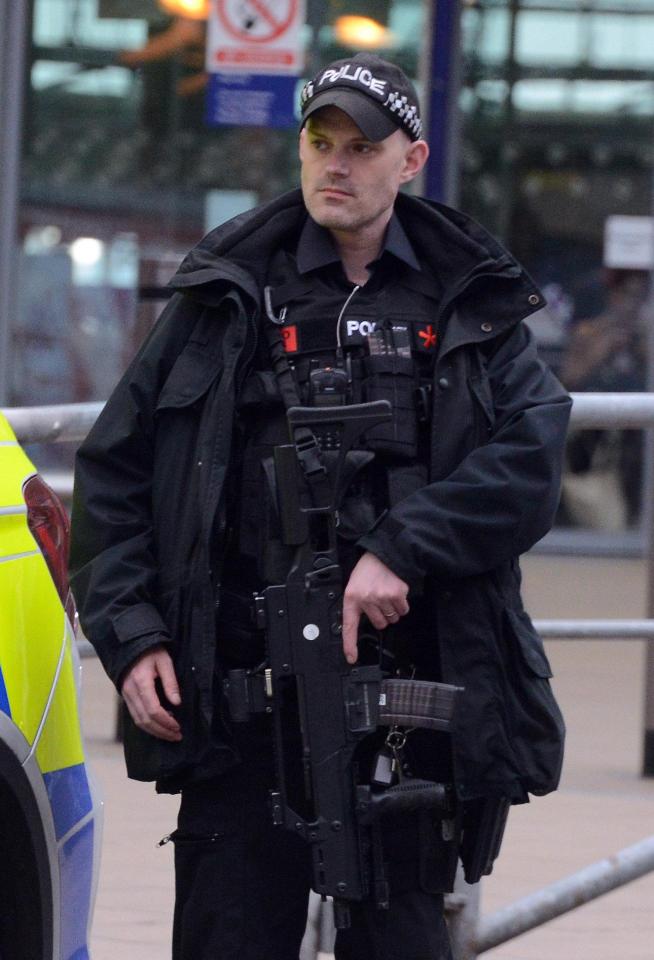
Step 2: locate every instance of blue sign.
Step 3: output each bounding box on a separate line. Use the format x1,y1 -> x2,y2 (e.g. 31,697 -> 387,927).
206,73 -> 300,129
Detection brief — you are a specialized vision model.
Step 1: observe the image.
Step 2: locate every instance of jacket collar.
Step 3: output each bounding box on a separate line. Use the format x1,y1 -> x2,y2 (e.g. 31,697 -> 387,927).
168,188 -> 544,340
295,212 -> 421,275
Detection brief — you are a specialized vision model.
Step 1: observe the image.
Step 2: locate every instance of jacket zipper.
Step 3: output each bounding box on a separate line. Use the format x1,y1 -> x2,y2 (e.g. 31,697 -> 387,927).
158,831 -> 225,846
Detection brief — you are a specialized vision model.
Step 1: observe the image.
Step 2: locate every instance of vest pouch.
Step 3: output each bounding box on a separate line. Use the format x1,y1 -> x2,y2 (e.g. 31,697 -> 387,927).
236,369 -> 282,411
362,355 -> 419,459
258,455 -> 297,585
235,407 -> 293,581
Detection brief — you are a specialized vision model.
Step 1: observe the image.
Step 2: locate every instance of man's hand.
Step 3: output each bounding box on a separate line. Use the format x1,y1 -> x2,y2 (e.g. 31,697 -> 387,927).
342,552 -> 410,664
120,646 -> 182,742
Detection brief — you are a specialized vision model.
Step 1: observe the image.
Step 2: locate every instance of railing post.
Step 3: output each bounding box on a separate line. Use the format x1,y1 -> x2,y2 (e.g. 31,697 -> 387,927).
319,899 -> 336,956
643,260 -> 654,775
299,895 -> 335,960
643,475 -> 654,774
299,892 -> 321,960
447,865 -> 481,960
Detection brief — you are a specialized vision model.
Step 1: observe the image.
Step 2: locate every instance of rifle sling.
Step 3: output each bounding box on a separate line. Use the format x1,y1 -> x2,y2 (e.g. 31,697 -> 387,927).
263,315 -> 332,506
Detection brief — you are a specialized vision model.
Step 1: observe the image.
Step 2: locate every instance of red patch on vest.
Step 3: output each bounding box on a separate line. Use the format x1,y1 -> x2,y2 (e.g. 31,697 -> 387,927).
281,325 -> 298,353
417,324 -> 437,350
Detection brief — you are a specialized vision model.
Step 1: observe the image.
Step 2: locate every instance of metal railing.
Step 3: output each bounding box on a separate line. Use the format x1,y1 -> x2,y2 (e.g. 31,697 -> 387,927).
3,400 -> 103,444
473,836 -> 654,957
2,389 -> 654,440
3,391 -> 654,960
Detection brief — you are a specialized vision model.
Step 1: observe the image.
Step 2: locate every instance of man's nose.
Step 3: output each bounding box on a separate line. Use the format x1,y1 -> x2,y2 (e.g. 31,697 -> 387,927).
326,151 -> 349,177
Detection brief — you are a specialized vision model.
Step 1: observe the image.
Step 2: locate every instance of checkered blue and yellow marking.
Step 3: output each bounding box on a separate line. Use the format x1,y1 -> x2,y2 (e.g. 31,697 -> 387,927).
0,412 -> 96,960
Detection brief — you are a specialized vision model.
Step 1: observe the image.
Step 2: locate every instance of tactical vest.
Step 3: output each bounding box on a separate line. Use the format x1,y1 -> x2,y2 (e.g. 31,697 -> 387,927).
226,247 -> 441,591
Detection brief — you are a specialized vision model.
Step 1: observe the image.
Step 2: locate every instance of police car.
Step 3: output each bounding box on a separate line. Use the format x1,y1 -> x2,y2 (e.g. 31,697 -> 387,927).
0,411 -> 101,959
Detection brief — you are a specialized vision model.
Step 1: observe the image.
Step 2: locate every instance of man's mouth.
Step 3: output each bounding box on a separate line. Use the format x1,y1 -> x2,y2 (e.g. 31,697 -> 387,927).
318,186 -> 353,198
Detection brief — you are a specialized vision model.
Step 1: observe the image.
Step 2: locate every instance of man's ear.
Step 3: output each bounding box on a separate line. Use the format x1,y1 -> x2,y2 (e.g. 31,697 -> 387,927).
298,126 -> 307,161
400,139 -> 430,184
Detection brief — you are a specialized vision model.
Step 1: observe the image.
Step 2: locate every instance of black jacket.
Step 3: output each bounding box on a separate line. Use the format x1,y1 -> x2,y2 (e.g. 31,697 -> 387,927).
70,189 -> 571,800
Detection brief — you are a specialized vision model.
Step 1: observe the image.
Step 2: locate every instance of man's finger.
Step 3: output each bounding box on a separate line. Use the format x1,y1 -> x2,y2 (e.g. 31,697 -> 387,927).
156,653 -> 182,706
124,692 -> 182,740
121,660 -> 182,741
142,709 -> 182,741
381,608 -> 400,624
139,683 -> 181,734
396,594 -> 410,617
341,595 -> 360,664
136,712 -> 182,742
363,603 -> 390,632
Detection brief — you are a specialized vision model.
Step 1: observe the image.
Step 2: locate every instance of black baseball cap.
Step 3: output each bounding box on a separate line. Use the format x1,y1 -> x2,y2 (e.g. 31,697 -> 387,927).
300,53 -> 423,143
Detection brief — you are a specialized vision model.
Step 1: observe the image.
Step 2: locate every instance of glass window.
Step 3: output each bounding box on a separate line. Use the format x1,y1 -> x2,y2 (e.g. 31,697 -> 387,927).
461,5 -> 512,66
460,0 -> 654,538
590,14 -> 654,67
516,11 -> 584,65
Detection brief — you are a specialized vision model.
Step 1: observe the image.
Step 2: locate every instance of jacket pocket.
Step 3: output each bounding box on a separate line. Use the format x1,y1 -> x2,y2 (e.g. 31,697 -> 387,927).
504,608 -> 553,678
501,607 -> 564,795
156,341 -> 221,411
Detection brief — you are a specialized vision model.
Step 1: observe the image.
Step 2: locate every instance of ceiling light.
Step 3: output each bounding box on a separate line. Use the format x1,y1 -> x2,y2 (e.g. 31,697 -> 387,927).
334,15 -> 393,49
158,0 -> 209,19
70,238 -> 104,267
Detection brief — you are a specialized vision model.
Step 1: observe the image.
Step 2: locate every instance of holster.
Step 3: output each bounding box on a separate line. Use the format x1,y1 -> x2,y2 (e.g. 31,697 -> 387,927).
460,795 -> 511,883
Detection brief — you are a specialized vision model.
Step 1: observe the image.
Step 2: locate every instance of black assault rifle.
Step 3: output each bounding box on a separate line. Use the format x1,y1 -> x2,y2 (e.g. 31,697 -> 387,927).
223,400 -> 462,928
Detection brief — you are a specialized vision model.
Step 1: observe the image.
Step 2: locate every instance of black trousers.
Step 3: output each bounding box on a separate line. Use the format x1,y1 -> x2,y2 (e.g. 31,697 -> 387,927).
171,752 -> 454,960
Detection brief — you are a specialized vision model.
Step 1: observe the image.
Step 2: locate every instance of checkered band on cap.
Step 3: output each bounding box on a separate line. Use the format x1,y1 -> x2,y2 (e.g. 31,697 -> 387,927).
300,54 -> 424,142
383,90 -> 423,141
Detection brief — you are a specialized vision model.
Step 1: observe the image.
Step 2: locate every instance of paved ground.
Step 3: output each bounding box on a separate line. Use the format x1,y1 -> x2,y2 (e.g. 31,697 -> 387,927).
81,554 -> 654,960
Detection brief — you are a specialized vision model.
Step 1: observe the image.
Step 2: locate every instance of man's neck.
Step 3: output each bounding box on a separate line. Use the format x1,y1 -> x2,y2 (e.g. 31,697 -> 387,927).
330,218 -> 390,286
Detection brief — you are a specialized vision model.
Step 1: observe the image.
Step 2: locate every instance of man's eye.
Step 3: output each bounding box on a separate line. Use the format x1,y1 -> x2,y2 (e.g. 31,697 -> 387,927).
311,139 -> 329,151
353,143 -> 374,154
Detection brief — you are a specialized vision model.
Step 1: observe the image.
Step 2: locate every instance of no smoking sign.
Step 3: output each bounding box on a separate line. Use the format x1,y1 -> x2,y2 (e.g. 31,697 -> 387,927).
207,0 -> 305,74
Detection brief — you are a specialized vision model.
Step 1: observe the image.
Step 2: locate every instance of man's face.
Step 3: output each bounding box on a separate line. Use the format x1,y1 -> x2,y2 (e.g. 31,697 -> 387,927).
299,107 -> 427,238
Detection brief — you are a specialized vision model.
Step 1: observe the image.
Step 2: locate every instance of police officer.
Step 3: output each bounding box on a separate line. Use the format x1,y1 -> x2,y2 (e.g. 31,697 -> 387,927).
70,53 -> 570,960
